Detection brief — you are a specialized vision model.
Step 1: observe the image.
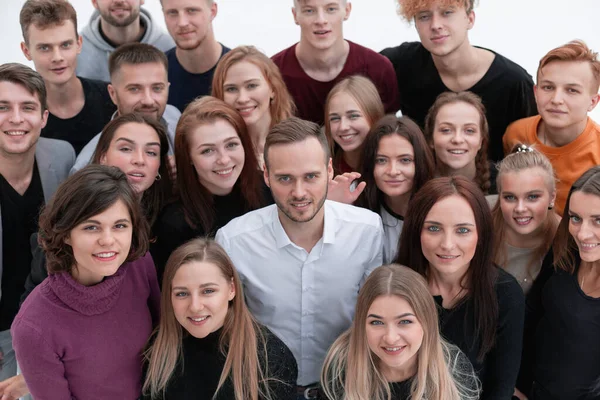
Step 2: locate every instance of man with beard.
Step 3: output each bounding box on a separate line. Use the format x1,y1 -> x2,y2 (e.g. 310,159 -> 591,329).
216,117 -> 383,398
161,0 -> 230,112
77,0 -> 174,82
72,43 -> 180,173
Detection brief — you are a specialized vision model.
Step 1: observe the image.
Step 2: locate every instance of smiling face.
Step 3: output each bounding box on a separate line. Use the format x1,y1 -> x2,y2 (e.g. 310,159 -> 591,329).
568,191 -> 600,263
100,122 -> 161,194
222,60 -> 274,131
171,260 -> 235,338
414,2 -> 474,58
327,91 -> 371,153
162,0 -> 216,51
66,199 -> 132,286
188,118 -> 245,195
108,62 -> 169,121
366,295 -> 423,381
374,134 -> 415,201
0,81 -> 47,157
21,21 -> 82,87
535,60 -> 600,133
292,0 -> 351,51
432,101 -> 482,174
420,194 -> 478,278
92,0 -> 143,28
499,168 -> 555,238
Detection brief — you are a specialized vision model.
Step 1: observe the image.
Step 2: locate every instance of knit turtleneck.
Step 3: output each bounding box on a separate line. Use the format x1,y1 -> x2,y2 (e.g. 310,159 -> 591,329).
41,263 -> 130,316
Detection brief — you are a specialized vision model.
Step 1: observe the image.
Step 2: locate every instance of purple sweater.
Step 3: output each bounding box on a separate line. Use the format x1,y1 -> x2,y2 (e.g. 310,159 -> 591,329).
11,252 -> 160,400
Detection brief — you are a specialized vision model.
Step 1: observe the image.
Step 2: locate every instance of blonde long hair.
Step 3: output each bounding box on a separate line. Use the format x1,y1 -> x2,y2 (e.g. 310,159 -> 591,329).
321,264 -> 480,400
143,238 -> 273,400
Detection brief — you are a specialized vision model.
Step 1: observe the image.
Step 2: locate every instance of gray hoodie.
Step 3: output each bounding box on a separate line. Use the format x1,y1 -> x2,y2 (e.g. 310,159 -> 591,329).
77,8 -> 175,82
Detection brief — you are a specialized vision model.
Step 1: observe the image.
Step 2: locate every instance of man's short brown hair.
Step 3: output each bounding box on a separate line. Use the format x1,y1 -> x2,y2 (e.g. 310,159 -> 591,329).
108,43 -> 169,80
0,63 -> 47,111
20,0 -> 78,44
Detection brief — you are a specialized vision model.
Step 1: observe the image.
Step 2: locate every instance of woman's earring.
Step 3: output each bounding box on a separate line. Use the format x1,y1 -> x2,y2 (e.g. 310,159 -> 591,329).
155,173 -> 162,181
548,203 -> 554,210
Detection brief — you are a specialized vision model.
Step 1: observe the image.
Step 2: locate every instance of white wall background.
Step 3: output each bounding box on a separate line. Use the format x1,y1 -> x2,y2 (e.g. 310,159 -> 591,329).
1,0 -> 599,119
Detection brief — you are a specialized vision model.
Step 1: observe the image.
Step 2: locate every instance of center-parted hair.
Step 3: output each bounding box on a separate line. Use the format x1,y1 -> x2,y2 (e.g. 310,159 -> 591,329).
321,264 -> 480,400
19,0 -> 78,44
108,43 -> 169,80
0,62 -> 47,111
394,176 -> 498,361
395,0 -> 476,21
143,238 -> 275,400
174,96 -> 265,231
37,165 -> 150,274
424,91 -> 491,194
91,113 -> 174,226
264,116 -> 330,170
211,45 -> 296,127
358,115 -> 435,213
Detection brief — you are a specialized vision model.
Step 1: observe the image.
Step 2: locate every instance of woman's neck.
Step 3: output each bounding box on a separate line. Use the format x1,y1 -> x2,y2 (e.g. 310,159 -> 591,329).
381,357 -> 417,383
384,192 -> 410,217
428,265 -> 469,308
504,220 -> 547,249
437,160 -> 477,180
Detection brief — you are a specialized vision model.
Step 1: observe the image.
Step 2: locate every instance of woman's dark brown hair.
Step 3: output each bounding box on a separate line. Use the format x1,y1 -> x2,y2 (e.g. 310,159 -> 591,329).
174,96 -> 265,231
358,114 -> 435,213
38,165 -> 150,274
424,91 -> 491,194
394,176 -> 498,361
553,165 -> 600,273
92,113 -> 173,226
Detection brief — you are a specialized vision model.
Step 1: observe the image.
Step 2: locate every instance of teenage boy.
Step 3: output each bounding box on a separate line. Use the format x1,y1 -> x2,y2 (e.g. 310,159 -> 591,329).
19,0 -> 116,155
216,117 -> 383,398
72,43 -> 180,173
161,0 -> 230,112
272,0 -> 398,125
77,0 -> 174,82
0,63 -> 74,389
381,0 -> 536,162
503,40 -> 600,216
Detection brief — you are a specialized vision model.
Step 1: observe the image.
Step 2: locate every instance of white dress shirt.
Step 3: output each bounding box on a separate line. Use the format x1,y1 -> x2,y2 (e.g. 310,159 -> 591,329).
380,204 -> 404,264
215,200 -> 384,385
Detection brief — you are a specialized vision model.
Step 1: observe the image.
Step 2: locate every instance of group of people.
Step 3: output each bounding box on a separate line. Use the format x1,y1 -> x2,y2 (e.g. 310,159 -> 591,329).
0,0 -> 598,399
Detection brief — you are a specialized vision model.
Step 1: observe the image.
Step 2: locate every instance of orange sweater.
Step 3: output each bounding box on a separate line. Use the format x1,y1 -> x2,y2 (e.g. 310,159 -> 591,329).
503,115 -> 600,216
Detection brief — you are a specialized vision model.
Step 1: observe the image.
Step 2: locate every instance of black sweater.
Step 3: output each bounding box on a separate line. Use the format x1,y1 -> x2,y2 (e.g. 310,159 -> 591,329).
142,327 -> 297,400
436,267 -> 525,400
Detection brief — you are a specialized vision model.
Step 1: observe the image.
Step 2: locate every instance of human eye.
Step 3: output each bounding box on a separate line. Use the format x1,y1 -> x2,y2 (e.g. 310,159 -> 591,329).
146,149 -> 158,157
83,225 -> 99,231
595,218 -> 600,226
465,128 -> 477,135
327,6 -> 338,12
153,85 -> 165,93
527,194 -> 541,201
502,194 -> 516,201
329,115 -> 340,123
202,288 -> 215,295
119,146 -> 132,153
278,176 -> 291,183
224,86 -> 238,93
400,157 -> 413,164
375,157 -> 387,165
456,227 -> 471,234
0,105 -> 8,112
439,127 -> 452,134
399,319 -> 413,325
174,291 -> 188,297
306,173 -> 318,180
38,45 -> 49,52
128,86 -> 140,93
567,88 -> 580,94
369,320 -> 384,326
247,82 -> 259,90
165,9 -> 177,17
349,113 -> 362,120
443,9 -> 454,16
541,85 -> 554,91
227,141 -> 240,149
187,7 -> 199,14
115,223 -> 129,229
201,148 -> 214,155
417,13 -> 430,21
569,214 -> 582,223
303,8 -> 314,14
61,42 -> 72,49
426,225 -> 440,232
23,105 -> 36,112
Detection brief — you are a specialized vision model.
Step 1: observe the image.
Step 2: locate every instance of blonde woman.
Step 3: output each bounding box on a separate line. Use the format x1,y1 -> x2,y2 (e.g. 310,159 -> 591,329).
321,264 -> 480,400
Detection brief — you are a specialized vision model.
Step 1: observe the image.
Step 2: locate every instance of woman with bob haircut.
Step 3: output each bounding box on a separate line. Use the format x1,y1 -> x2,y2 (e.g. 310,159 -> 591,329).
12,165 -> 160,400
491,145 -> 558,294
321,264 -> 480,400
424,91 -> 495,194
324,75 -> 385,174
92,112 -> 174,226
394,176 -> 525,400
143,238 -> 297,400
518,165 -> 600,400
358,115 -> 435,263
151,96 -> 268,280
212,45 -> 295,169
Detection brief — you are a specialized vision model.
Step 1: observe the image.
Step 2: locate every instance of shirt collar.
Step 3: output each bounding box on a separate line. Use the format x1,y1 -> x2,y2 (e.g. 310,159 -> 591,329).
271,200 -> 336,248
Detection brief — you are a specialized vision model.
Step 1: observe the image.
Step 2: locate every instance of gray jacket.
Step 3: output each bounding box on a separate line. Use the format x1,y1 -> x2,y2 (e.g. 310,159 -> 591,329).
77,8 -> 175,82
0,138 -> 75,302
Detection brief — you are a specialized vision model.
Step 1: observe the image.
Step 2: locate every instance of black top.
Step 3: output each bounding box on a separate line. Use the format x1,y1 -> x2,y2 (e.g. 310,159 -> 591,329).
435,267 -> 525,400
166,44 -> 231,112
41,77 -> 116,154
521,252 -> 600,400
142,327 -> 297,400
380,42 -> 537,163
0,162 -> 45,330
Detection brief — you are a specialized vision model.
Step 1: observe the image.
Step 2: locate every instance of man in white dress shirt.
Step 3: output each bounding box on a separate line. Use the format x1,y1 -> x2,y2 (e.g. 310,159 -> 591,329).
216,117 -> 384,399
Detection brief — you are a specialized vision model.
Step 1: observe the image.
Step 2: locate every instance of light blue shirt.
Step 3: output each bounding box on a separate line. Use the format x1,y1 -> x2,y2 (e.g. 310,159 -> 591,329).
216,200 -> 384,385
381,205 -> 404,264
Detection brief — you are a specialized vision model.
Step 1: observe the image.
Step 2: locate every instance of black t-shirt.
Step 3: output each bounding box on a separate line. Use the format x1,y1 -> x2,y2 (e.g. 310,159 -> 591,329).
0,162 -> 45,330
166,44 -> 231,112
380,42 -> 537,162
41,77 -> 116,154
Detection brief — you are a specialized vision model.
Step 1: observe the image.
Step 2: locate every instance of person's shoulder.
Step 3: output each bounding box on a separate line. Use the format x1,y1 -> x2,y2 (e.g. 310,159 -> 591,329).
328,201 -> 382,229
486,48 -> 534,83
494,266 -> 526,307
218,204 -> 277,239
155,201 -> 189,230
380,41 -> 426,63
505,116 -> 539,138
79,77 -> 109,92
271,44 -> 298,65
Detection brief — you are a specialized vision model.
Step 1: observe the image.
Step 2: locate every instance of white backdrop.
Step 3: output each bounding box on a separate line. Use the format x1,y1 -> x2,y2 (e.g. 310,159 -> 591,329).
1,0 -> 599,119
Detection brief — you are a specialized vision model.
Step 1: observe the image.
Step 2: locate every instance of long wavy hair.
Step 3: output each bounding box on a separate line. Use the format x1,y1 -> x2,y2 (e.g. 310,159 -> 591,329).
492,145 -> 558,277
358,115 -> 435,214
321,264 -> 480,400
143,238 -> 275,400
92,113 -> 173,226
553,165 -> 600,273
174,96 -> 265,231
394,176 -> 498,361
424,91 -> 491,194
